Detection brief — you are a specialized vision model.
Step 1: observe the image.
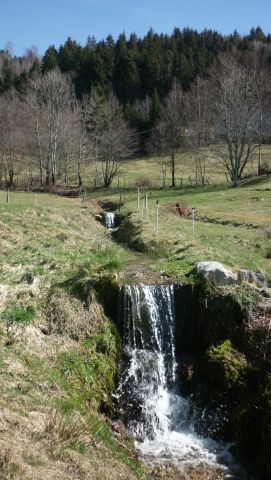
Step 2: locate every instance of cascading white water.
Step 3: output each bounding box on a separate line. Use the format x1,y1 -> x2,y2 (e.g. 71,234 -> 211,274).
105,212 -> 115,229
115,284 -> 249,479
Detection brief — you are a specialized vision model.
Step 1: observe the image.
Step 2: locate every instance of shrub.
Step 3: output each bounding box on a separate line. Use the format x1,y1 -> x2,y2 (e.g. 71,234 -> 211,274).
136,177 -> 153,187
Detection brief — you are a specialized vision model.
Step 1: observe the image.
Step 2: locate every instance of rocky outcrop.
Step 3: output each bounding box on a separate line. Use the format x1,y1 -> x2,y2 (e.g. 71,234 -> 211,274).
196,261 -> 238,286
196,261 -> 268,290
238,269 -> 267,289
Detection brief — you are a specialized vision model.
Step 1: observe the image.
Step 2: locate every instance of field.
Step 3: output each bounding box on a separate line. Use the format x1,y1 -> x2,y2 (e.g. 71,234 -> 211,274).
0,157 -> 271,478
13,143 -> 271,191
86,173 -> 271,281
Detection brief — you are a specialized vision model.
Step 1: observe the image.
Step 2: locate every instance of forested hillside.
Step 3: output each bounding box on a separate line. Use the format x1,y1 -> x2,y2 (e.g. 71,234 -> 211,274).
1,27 -> 271,105
0,26 -> 271,190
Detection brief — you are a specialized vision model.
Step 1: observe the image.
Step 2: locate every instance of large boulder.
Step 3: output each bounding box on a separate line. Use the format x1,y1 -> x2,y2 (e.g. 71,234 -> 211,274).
196,261 -> 238,286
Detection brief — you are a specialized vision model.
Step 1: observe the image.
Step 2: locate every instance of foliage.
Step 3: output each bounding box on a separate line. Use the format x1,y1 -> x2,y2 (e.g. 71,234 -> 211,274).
205,340 -> 247,388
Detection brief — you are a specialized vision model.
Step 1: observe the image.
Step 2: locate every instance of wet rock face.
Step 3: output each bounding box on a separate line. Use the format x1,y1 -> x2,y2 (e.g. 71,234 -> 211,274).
174,283 -> 243,354
98,199 -> 119,211
174,282 -> 270,479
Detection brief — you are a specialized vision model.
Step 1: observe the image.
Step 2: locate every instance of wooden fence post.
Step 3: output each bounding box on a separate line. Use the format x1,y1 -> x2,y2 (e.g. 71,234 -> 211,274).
156,200 -> 159,235
145,193 -> 149,222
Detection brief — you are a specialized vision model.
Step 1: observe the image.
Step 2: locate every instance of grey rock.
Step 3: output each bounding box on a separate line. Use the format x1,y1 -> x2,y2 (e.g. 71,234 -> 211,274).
239,269 -> 267,289
196,261 -> 238,286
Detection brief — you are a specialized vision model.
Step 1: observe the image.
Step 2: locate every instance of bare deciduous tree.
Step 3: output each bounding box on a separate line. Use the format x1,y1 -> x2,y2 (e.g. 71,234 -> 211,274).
147,121 -> 168,188
26,76 -> 45,186
89,92 -> 137,188
0,91 -> 26,187
185,77 -> 212,186
212,53 -> 260,186
73,97 -> 91,187
253,60 -> 271,175
27,69 -> 75,187
149,79 -> 184,188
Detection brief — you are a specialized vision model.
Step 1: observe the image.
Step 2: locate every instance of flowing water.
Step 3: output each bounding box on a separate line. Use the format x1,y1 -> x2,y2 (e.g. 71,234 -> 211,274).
105,212 -> 115,229
115,284 -> 249,479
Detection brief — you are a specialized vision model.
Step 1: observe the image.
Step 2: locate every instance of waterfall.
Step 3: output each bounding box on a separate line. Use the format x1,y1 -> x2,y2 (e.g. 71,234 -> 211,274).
115,284 -> 248,479
105,212 -> 115,229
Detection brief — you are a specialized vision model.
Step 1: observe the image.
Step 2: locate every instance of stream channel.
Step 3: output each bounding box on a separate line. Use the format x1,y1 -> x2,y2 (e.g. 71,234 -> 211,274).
104,211 -> 254,480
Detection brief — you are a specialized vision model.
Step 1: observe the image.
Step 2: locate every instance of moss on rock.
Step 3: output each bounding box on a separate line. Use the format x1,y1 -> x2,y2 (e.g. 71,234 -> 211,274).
205,340 -> 247,389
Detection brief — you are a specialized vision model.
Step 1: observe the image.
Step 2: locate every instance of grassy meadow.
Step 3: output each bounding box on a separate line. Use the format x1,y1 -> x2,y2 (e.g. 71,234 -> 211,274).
86,167 -> 271,281
0,153 -> 271,478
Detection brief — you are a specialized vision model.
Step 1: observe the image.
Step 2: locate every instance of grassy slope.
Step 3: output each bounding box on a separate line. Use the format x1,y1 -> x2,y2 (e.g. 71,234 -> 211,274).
0,166 -> 271,478
18,143 -> 271,189
0,192 -> 146,480
89,176 -> 271,281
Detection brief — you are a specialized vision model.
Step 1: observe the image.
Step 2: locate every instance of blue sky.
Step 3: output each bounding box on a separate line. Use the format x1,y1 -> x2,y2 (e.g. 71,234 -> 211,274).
1,0 -> 271,56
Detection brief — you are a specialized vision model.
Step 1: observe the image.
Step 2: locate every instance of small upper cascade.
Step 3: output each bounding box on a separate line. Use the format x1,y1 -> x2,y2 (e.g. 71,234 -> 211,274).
105,212 -> 115,229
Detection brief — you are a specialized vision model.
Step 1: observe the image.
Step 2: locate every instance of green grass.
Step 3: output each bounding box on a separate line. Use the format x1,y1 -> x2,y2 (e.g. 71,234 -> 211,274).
84,175 -> 271,281
0,190 -> 148,479
74,144 -> 271,189
2,305 -> 36,324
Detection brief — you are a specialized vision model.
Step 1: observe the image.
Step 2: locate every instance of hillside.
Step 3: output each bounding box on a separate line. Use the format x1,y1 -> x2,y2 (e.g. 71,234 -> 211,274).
90,176 -> 271,282
0,192 -> 146,480
0,182 -> 270,479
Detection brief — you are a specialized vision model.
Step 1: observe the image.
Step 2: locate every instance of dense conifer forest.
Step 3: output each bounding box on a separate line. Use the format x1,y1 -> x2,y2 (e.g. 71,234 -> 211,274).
1,26 -> 271,117
0,26 -> 271,189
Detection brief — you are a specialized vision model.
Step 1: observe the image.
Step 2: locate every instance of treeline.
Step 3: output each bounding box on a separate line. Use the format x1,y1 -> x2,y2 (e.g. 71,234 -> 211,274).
0,27 -> 271,190
2,26 -> 271,106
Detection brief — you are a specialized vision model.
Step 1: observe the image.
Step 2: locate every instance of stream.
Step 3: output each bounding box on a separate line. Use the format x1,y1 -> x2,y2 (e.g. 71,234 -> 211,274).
101,208 -> 253,479
114,284 -> 251,480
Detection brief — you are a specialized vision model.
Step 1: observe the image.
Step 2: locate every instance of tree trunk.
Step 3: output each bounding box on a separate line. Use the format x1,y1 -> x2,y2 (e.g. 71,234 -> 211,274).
171,152 -> 175,188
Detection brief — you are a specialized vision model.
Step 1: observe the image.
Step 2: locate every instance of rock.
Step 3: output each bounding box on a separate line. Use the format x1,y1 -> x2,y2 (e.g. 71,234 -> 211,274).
238,269 -> 267,289
196,261 -> 268,290
196,261 -> 238,286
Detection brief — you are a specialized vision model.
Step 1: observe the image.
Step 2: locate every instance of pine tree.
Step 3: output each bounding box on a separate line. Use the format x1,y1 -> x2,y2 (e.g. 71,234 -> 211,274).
42,46 -> 58,73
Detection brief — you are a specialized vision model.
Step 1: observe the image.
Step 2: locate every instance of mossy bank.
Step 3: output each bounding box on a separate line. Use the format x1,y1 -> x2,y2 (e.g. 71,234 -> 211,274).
174,280 -> 271,479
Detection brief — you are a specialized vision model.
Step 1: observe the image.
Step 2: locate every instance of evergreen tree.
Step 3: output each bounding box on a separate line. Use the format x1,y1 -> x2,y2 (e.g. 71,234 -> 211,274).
58,37 -> 82,72
42,46 -> 58,73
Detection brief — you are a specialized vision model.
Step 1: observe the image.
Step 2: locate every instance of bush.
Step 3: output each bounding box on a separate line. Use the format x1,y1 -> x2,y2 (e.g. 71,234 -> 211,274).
135,177 -> 153,187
